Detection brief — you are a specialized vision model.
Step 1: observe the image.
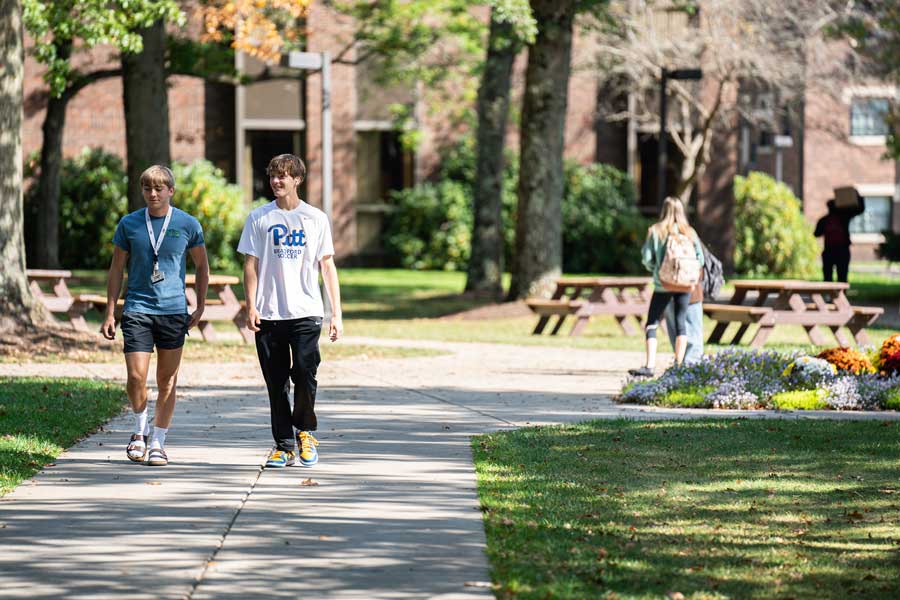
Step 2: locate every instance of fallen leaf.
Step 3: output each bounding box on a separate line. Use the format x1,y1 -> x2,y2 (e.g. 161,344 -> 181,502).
301,478 -> 319,486
146,481 -> 161,486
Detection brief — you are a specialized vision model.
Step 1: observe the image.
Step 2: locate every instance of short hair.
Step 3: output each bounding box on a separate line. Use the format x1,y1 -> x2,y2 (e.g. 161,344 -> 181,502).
140,165 -> 175,189
266,154 -> 306,181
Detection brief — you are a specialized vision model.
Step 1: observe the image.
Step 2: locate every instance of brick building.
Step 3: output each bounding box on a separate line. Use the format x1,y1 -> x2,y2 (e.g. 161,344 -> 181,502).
22,6 -> 898,265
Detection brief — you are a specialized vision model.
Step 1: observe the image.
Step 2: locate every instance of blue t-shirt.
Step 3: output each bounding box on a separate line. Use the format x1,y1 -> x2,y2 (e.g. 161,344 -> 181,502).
113,207 -> 205,315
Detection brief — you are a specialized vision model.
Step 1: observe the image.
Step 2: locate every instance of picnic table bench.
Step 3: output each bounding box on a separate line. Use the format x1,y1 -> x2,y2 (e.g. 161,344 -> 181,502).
526,276 -> 653,336
705,279 -> 883,348
27,270 -> 252,343
26,269 -> 92,332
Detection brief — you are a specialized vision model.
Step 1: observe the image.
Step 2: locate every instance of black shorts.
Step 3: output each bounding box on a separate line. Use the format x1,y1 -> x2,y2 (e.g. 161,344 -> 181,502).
121,312 -> 190,353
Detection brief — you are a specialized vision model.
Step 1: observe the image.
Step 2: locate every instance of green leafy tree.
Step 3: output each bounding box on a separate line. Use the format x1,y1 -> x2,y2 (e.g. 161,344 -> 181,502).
23,0 -> 182,267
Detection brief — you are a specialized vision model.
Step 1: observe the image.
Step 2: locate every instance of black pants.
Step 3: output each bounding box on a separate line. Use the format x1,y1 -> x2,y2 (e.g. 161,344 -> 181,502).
645,291 -> 690,339
822,246 -> 850,283
255,317 -> 322,452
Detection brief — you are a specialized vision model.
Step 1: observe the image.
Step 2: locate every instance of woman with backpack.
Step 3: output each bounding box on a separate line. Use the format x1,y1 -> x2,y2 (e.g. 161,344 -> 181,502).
628,197 -> 704,378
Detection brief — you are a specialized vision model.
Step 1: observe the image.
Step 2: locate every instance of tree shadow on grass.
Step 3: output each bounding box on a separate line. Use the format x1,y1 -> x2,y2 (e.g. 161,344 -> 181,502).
476,419 -> 900,598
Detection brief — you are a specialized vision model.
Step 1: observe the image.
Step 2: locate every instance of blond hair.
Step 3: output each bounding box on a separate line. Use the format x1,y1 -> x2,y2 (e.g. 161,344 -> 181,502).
139,165 -> 175,189
650,197 -> 695,239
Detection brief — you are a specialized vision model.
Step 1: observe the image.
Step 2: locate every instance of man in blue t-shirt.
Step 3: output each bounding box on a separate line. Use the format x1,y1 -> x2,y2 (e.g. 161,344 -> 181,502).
100,165 -> 208,467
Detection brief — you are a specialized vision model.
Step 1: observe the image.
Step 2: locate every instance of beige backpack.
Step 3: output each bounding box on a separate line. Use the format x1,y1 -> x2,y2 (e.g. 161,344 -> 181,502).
658,231 -> 701,292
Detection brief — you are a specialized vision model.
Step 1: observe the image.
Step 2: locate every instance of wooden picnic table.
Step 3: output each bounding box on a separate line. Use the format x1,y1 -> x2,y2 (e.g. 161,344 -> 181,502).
527,276 -> 653,337
705,279 -> 880,348
25,269 -> 91,332
29,270 -> 253,343
185,274 -> 252,343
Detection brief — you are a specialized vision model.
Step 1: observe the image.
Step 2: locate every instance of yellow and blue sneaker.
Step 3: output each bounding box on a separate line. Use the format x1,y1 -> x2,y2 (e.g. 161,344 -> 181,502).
265,449 -> 295,468
296,431 -> 319,467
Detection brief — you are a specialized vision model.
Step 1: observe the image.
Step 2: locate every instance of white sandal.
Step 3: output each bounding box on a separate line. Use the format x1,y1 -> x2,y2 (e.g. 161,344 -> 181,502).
126,434 -> 147,462
146,447 -> 168,466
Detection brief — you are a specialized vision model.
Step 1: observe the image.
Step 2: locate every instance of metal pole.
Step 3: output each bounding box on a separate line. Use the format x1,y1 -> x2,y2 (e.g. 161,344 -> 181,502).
321,52 -> 332,224
657,69 -> 668,211
775,147 -> 783,183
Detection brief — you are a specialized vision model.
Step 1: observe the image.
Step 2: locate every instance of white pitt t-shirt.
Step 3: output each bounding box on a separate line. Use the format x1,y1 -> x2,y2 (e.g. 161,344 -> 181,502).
237,201 -> 335,320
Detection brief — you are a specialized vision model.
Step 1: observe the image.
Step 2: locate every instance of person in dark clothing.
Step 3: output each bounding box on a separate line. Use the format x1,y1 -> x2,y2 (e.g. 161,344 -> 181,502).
814,195 -> 865,282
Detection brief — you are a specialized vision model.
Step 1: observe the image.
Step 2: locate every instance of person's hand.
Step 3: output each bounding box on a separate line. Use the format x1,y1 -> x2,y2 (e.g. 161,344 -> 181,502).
100,315 -> 116,340
188,305 -> 204,330
246,307 -> 262,332
328,314 -> 343,342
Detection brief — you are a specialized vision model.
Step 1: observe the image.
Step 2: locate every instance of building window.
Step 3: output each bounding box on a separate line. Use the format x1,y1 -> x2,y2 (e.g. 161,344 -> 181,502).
850,98 -> 890,137
850,196 -> 892,234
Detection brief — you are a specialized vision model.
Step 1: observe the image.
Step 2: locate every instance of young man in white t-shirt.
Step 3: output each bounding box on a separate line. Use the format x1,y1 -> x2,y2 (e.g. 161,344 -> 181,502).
238,154 -> 343,468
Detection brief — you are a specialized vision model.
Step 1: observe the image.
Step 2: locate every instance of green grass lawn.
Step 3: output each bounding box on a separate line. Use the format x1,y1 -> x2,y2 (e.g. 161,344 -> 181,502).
473,419 -> 900,599
0,377 -> 126,495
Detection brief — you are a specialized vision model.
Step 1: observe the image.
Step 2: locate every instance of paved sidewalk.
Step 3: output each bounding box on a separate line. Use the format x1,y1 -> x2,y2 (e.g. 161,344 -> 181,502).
2,338 -> 899,599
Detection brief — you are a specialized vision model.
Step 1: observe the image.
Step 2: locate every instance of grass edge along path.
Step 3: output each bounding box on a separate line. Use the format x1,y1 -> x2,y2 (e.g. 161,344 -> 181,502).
472,419 -> 900,599
0,377 -> 126,495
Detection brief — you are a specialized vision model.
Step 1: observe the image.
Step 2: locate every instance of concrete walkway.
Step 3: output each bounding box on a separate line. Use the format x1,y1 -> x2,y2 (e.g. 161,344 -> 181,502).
1,338 -> 899,599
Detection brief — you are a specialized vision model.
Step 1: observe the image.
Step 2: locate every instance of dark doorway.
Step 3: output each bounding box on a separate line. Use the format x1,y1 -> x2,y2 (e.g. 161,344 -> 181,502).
246,130 -> 306,201
637,132 -> 686,215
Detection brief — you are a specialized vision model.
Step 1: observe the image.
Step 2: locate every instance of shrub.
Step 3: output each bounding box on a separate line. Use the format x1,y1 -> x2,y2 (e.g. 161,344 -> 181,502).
25,151 -> 248,272
733,172 -> 819,278
816,347 -> 875,375
562,162 -> 649,274
171,160 -> 246,273
384,180 -> 474,270
770,389 -> 828,410
658,387 -> 714,408
383,135 -> 517,271
383,136 -> 642,273
885,388 -> 900,410
24,148 -> 128,269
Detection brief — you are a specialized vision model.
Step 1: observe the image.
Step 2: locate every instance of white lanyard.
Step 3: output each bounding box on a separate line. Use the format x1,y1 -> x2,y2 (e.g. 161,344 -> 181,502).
145,206 -> 173,271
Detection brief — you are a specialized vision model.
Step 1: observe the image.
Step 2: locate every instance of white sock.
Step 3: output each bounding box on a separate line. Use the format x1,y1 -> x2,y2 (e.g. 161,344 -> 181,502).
134,409 -> 149,438
150,426 -> 168,450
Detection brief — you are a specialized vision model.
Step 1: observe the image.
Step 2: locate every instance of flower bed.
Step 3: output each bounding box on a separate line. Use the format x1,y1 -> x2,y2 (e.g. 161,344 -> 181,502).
619,340 -> 900,411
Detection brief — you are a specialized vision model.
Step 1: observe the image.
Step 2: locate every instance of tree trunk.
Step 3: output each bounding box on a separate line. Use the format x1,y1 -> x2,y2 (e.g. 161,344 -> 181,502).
465,13 -> 519,298
0,0 -> 41,331
33,41 -> 71,268
123,19 -> 170,212
508,0 -> 575,300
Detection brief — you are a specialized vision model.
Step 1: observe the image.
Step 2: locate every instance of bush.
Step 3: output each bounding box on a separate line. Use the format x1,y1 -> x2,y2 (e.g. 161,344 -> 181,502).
24,148 -> 128,269
383,135 -> 517,272
171,160 -> 246,273
733,172 -> 819,278
885,388 -> 900,410
562,162 -> 649,274
658,387 -> 713,407
770,389 -> 828,410
24,151 -> 247,272
383,136 -> 642,273
384,181 -> 474,270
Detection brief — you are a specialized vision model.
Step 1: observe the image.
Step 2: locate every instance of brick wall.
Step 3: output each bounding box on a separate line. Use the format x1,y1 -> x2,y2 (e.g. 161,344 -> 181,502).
23,42 -> 207,169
